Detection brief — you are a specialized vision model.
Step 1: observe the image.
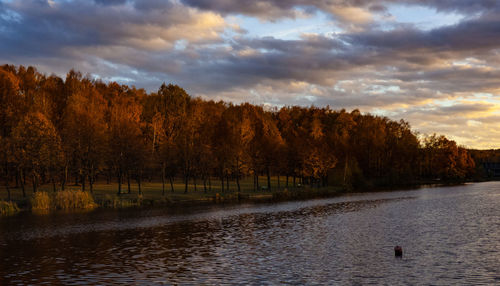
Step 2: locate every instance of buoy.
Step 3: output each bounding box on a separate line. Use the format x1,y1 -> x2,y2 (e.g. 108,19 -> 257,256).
394,246 -> 403,257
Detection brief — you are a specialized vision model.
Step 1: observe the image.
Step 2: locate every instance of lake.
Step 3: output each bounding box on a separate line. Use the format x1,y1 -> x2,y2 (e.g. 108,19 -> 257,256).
1,182 -> 500,285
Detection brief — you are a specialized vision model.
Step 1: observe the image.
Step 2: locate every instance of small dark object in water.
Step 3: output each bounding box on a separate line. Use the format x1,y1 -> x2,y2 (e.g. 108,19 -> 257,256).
394,246 -> 403,257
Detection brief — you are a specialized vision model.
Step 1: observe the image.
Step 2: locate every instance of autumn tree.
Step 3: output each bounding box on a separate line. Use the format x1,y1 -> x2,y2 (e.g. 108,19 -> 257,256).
245,105 -> 283,190
333,110 -> 358,187
224,104 -> 253,192
212,104 -> 236,192
12,112 -> 64,193
62,78 -> 107,192
190,100 -> 223,192
0,136 -> 11,200
0,66 -> 23,138
0,65 -> 480,198
276,107 -> 305,187
108,86 -> 146,195
301,108 -> 337,187
421,135 -> 475,180
38,75 -> 67,130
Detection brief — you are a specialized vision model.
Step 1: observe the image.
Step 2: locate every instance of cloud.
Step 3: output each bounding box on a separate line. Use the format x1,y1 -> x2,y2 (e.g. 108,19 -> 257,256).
181,0 -> 500,22
328,6 -> 374,24
0,0 -> 230,56
386,100 -> 500,149
1,0 -> 500,148
344,15 -> 500,53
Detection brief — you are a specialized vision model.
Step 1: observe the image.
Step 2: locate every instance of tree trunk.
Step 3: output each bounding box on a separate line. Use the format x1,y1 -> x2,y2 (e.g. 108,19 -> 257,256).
184,174 -> 188,193
117,170 -> 122,195
266,167 -> 271,190
5,176 -> 11,201
235,159 -> 241,193
32,172 -> 37,193
81,173 -> 86,192
256,174 -> 259,191
236,174 -> 241,192
20,169 -> 26,198
52,177 -> 57,192
88,173 -> 93,193
293,176 -> 296,187
90,173 -> 94,193
343,155 -> 349,185
221,175 -> 224,193
62,165 -> 67,191
286,175 -> 289,188
161,164 -> 165,196
226,175 -> 229,192
89,165 -> 94,193
277,174 -> 280,189
253,173 -> 257,191
208,176 -> 212,192
193,177 -> 197,192
169,176 -> 174,193
127,171 -> 131,194
203,177 -> 207,193
137,176 -> 142,195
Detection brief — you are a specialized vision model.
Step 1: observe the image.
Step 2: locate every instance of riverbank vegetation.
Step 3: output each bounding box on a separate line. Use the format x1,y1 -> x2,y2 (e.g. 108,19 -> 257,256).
0,65 -> 477,214
3,177 -> 342,208
468,149 -> 500,179
0,200 -> 19,216
29,190 -> 96,212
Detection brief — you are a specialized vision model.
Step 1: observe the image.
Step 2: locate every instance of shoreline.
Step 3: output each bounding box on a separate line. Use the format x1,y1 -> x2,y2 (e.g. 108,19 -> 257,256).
1,178 -> 485,217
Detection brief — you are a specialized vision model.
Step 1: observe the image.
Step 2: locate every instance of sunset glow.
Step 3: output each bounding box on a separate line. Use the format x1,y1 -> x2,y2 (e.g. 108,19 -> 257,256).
1,0 -> 500,148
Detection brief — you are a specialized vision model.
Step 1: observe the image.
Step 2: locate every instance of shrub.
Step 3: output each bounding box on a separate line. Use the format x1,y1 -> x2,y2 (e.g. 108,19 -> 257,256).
212,192 -> 249,203
31,192 -> 51,211
136,194 -> 143,206
214,193 -> 222,202
53,190 -> 96,210
0,201 -> 20,216
100,194 -> 141,208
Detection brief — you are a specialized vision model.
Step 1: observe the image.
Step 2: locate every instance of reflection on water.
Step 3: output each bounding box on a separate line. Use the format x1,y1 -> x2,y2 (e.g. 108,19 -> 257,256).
1,182 -> 500,285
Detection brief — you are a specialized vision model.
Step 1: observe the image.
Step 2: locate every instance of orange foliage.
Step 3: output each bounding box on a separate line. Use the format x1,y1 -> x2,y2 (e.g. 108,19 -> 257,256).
0,64 -> 478,196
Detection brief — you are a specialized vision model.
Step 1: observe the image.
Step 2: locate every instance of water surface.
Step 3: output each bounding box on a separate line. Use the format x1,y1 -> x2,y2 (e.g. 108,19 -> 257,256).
1,182 -> 500,285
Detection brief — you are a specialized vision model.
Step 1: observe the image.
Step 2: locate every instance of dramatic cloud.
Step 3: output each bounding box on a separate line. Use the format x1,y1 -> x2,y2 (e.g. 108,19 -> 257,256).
0,0 -> 232,73
1,0 -> 500,148
181,0 -> 499,21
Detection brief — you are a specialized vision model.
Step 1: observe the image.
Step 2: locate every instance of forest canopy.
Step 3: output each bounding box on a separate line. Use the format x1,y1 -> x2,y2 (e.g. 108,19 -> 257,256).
0,65 -> 476,198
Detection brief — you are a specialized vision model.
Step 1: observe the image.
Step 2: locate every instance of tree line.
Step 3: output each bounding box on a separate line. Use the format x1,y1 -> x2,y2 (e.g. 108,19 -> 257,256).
0,65 -> 476,200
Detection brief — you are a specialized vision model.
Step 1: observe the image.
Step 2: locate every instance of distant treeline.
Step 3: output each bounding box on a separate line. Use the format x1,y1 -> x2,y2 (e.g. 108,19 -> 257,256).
0,65 -> 476,199
469,149 -> 500,178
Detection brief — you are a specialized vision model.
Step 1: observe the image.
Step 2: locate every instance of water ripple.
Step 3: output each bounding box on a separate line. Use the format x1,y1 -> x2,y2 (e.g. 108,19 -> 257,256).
1,182 -> 499,285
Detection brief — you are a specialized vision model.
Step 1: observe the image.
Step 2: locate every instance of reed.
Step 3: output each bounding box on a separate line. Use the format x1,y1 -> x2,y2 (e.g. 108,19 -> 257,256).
0,201 -> 20,216
30,192 -> 51,211
53,190 -> 96,210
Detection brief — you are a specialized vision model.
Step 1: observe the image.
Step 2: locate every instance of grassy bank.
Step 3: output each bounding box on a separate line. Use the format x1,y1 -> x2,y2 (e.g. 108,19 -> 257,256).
2,175 -> 471,216
0,176 -> 345,215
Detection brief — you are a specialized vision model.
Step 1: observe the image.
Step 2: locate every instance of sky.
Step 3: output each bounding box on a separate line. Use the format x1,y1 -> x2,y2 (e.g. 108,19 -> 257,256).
1,0 -> 500,149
